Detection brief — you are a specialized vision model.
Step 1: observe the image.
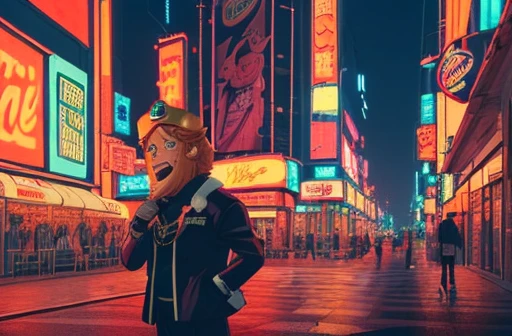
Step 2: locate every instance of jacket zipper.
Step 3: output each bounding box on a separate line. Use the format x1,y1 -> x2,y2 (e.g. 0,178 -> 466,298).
172,240 -> 178,321
148,241 -> 157,324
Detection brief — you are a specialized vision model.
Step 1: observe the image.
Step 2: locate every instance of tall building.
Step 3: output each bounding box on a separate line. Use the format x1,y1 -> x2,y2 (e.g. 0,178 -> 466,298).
0,0 -> 133,277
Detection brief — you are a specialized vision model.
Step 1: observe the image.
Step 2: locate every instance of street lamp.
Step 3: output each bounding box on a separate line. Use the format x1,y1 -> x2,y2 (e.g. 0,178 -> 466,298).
279,2 -> 295,158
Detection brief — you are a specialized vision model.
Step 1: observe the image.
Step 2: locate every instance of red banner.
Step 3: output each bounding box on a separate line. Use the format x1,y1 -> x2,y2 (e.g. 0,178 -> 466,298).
109,143 -> 136,176
312,0 -> 338,85
158,34 -> 187,109
101,135 -> 124,171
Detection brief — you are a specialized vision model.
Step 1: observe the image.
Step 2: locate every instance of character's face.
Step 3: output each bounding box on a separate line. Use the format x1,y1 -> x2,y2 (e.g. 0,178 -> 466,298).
146,127 -> 182,182
231,53 -> 263,88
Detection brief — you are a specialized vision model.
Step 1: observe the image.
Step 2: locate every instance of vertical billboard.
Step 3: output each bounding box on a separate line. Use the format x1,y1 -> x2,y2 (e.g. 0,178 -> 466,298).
342,136 -> 358,183
114,92 -> 131,136
310,0 -> 339,160
48,55 -> 88,179
158,34 -> 187,110
311,85 -> 338,159
417,125 -> 436,161
420,93 -> 435,125
28,0 -> 89,47
214,0 -> 272,153
0,27 -> 44,168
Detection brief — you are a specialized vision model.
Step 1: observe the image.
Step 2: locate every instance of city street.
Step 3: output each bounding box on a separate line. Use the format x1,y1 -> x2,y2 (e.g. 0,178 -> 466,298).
1,243 -> 512,336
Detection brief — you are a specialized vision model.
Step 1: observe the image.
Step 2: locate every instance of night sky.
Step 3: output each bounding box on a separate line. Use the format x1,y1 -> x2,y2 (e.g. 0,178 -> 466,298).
121,0 -> 424,227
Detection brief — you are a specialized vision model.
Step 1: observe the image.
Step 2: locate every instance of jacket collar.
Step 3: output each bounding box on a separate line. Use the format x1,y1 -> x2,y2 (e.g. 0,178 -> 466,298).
190,177 -> 223,212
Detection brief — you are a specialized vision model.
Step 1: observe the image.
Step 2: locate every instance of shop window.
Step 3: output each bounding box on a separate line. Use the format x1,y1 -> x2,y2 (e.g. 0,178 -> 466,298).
491,182 -> 502,276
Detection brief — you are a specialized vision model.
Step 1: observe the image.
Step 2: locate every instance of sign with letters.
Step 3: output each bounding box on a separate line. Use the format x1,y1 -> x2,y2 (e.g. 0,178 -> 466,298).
114,92 -> 131,135
211,155 -> 288,191
300,180 -> 344,201
0,27 -> 44,167
48,54 -> 88,179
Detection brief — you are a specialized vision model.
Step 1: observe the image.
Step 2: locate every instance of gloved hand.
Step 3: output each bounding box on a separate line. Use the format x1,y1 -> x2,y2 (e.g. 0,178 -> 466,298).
131,200 -> 160,235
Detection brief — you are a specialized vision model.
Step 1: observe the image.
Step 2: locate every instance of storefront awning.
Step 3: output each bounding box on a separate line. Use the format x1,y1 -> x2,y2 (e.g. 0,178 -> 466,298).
0,173 -> 128,219
442,3 -> 512,174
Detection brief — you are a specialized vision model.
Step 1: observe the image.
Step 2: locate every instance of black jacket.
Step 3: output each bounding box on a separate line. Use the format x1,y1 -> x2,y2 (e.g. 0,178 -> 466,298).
121,176 -> 264,324
438,218 -> 462,248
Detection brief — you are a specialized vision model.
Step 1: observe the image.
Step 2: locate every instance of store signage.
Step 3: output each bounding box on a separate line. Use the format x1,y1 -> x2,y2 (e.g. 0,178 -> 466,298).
420,93 -> 435,124
114,92 -> 131,136
0,27 -> 45,168
234,192 -> 283,207
300,180 -> 343,201
426,186 -> 437,198
49,55 -> 88,180
314,165 -> 337,179
101,135 -> 123,171
424,198 -> 436,214
295,205 -> 321,213
117,174 -> 150,198
211,156 -> 287,190
441,174 -> 454,203
437,32 -> 494,104
158,34 -> 187,109
416,125 -> 436,161
286,160 -> 300,193
356,192 -> 364,211
109,143 -> 136,176
0,181 -> 4,197
103,200 -> 122,214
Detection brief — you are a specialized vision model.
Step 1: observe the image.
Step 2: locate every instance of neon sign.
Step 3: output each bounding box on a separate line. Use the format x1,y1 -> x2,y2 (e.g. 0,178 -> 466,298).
420,93 -> 435,125
314,166 -> 337,179
286,160 -> 300,193
114,92 -> 131,136
117,174 -> 150,199
300,180 -> 344,201
158,35 -> 187,109
49,55 -> 88,179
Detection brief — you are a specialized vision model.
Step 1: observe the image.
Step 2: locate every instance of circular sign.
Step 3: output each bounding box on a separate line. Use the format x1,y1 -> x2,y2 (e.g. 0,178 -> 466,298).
222,0 -> 258,27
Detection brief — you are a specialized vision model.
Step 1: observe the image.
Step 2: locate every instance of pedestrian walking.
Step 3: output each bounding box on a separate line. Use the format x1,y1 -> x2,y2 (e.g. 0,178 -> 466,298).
374,237 -> 383,268
438,212 -> 462,299
305,233 -> 315,261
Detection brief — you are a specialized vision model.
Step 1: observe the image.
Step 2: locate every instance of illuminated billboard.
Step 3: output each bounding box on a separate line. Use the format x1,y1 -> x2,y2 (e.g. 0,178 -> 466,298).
311,121 -> 337,160
211,155 -> 290,191
420,93 -> 435,125
417,125 -> 436,161
114,92 -> 131,136
117,173 -> 150,199
158,34 -> 187,109
214,0 -> 271,153
286,160 -> 300,193
28,0 -> 89,47
48,54 -> 88,179
312,0 -> 338,86
342,136 -> 358,183
0,27 -> 44,168
301,180 -> 343,202
312,85 -> 338,119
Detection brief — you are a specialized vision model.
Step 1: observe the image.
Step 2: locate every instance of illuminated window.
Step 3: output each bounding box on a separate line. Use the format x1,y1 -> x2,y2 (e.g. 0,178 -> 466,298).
480,0 -> 505,31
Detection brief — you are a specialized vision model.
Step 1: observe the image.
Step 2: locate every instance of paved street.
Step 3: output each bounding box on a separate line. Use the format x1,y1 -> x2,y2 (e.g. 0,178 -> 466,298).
1,242 -> 512,335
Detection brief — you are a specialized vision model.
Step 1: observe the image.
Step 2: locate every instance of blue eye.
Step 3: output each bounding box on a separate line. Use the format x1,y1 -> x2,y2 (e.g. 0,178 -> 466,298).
147,144 -> 157,158
164,141 -> 176,150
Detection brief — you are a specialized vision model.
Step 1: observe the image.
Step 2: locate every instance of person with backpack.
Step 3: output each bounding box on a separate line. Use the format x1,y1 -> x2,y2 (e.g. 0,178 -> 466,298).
438,212 -> 463,299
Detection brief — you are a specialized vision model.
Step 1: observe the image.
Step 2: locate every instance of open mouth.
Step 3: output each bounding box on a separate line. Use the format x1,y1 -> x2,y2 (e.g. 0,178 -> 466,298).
153,162 -> 174,181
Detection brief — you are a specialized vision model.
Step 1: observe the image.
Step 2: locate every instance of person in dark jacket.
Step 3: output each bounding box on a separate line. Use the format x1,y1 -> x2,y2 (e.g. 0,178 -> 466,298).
438,212 -> 462,298
305,233 -> 315,260
121,101 -> 264,336
374,237 -> 383,268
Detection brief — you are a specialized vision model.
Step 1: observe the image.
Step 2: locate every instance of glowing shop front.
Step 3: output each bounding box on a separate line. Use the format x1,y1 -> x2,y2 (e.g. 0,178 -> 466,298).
210,154 -> 301,251
0,173 -> 129,277
296,179 -> 376,252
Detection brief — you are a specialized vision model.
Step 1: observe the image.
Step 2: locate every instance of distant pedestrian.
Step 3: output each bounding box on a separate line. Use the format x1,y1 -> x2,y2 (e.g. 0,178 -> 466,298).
374,238 -> 383,268
306,233 -> 315,261
438,212 -> 462,299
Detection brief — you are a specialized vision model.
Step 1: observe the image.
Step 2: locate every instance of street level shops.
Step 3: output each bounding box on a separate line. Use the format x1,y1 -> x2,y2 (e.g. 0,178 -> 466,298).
441,4 -> 512,284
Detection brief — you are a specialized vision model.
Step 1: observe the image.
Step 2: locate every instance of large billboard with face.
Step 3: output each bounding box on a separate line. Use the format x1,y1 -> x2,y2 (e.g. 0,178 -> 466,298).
214,0 -> 272,154
0,27 -> 44,168
48,54 -> 88,179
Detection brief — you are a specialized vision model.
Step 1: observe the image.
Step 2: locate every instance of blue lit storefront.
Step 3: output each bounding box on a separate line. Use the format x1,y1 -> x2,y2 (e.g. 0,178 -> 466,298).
210,154 -> 301,255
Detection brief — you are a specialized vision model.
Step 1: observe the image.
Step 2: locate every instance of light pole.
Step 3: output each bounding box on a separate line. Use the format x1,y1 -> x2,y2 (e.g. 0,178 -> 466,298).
197,0 -> 206,124
279,2 -> 295,158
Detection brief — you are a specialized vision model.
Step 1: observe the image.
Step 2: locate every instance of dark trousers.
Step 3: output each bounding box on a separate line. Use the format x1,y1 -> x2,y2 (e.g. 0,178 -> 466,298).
441,256 -> 455,291
306,246 -> 315,260
155,301 -> 230,336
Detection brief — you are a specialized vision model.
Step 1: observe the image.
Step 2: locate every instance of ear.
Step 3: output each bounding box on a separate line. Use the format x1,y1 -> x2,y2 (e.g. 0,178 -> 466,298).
186,146 -> 198,159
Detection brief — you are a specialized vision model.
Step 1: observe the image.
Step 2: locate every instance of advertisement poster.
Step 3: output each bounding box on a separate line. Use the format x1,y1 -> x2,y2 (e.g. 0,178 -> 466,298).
117,174 -> 150,199
114,92 -> 131,136
310,85 -> 338,159
109,143 -> 136,176
312,0 -> 338,86
420,93 -> 435,125
300,180 -> 343,201
28,0 -> 89,47
0,27 -> 44,168
214,0 -> 272,153
437,30 -> 495,103
48,55 -> 88,179
157,35 -> 187,110
417,125 -> 436,161
101,135 -> 123,171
